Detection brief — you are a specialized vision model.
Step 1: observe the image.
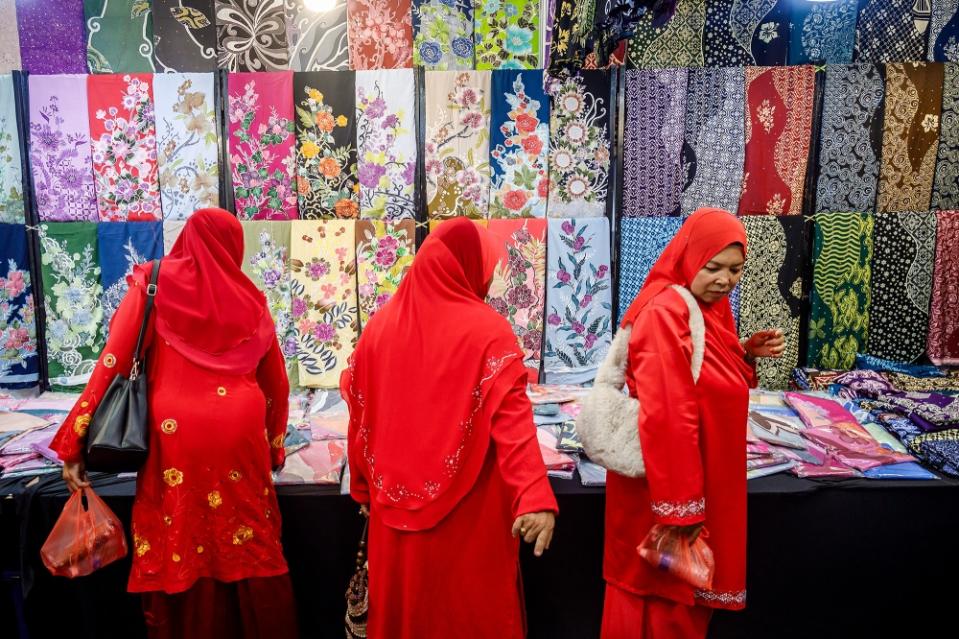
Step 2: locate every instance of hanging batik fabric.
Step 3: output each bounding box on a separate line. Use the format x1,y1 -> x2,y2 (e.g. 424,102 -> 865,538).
0,0 -> 21,72
930,0 -> 959,61
622,68 -> 686,217
618,216 -> 683,321
355,70 -> 416,219
241,221 -> 298,384
162,219 -> 186,253
547,71 -> 611,218
84,0 -> 156,73
38,223 -> 104,390
582,0 -> 628,70
625,0 -> 704,69
294,71 -> 358,220
703,0 -> 788,67
474,0 -> 539,70
346,0 -> 413,69
680,67 -> 745,217
96,221 -> 163,327
0,224 -> 38,388
788,0 -> 857,65
152,0 -> 217,72
854,0 -> 931,63
814,64 -> 884,214
215,0 -> 289,71
739,216 -> 804,390
290,220 -> 358,388
355,219 -> 415,327
808,212 -> 873,370
425,71 -> 491,220
932,63 -> 959,209
486,218 -> 546,375
0,76 -> 23,224
877,63 -> 944,213
15,0 -> 88,73
228,72 -> 297,220
288,0 -> 350,71
87,74 -> 162,221
928,210 -> 959,366
28,75 -> 98,222
412,0 -> 474,70
740,65 -> 815,216
544,217 -> 612,385
867,211 -> 937,363
489,69 -> 550,219
154,73 -> 219,220
548,0 -> 593,72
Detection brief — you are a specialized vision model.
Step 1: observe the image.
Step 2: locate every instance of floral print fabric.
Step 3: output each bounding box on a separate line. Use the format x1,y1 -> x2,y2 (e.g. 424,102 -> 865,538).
681,67 -> 745,216
617,216 -> 683,322
84,0 -> 156,73
932,63 -> 959,210
96,221 -> 163,328
930,0 -> 959,62
928,210 -> 959,366
808,212 -> 873,371
288,0 -> 350,71
0,224 -> 38,387
355,70 -> 417,220
474,0 -> 540,70
413,0 -> 474,70
290,220 -> 358,388
347,0 -> 413,69
28,75 -> 98,221
228,72 -> 297,220
0,76 -> 23,224
152,0 -> 218,72
788,0 -> 857,65
854,0 -> 931,64
489,69 -> 549,219
626,0 -> 705,68
740,66 -> 815,216
355,219 -> 415,328
15,0 -> 88,73
162,219 -> 185,253
877,63 -> 944,213
87,74 -> 162,221
547,71 -> 611,218
867,211 -> 937,364
154,73 -> 219,220
38,222 -> 104,390
623,68 -> 687,217
487,218 -> 546,374
814,63 -> 884,214
426,71 -> 491,220
0,0 -> 22,72
295,71 -> 358,219
544,218 -> 611,385
215,0 -> 289,71
703,0 -> 788,67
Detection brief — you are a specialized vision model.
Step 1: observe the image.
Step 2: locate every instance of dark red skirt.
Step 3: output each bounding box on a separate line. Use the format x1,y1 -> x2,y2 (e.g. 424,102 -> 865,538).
601,585 -> 712,639
141,574 -> 299,639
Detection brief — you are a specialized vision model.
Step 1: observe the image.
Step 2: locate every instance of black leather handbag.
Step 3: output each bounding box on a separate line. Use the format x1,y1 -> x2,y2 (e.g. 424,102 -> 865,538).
85,260 -> 160,473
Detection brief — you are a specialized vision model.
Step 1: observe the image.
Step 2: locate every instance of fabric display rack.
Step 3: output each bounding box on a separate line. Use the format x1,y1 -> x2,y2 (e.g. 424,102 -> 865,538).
2,1 -> 959,638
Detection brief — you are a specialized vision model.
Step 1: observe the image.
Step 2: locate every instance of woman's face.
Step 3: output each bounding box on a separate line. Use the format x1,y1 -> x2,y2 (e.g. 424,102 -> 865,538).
690,244 -> 745,304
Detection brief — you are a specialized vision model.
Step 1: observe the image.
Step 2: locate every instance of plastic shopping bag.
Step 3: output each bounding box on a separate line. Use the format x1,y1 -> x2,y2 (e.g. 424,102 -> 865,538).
40,487 -> 128,578
637,524 -> 715,590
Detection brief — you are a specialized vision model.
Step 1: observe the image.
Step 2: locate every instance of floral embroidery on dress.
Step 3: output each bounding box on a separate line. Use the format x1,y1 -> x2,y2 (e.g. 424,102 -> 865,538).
347,0 -> 413,70
474,0 -> 540,70
356,220 -> 415,327
413,0 -> 474,70
650,497 -> 706,519
695,589 -> 747,607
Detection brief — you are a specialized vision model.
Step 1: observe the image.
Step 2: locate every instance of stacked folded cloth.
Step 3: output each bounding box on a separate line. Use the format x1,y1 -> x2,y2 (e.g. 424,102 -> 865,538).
273,389 -> 349,487
0,392 -> 78,478
527,384 -> 594,484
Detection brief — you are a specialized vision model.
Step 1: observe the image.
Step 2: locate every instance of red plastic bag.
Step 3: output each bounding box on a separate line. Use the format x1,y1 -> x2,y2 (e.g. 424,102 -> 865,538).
637,524 -> 715,590
40,487 -> 128,578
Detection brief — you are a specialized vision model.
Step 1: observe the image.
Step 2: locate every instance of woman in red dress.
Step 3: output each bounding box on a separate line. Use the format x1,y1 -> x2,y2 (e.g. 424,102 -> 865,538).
51,209 -> 298,639
341,217 -> 558,639
602,208 -> 784,638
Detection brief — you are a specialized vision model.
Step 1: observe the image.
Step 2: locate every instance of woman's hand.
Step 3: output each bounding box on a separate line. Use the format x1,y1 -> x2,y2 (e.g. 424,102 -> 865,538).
359,504 -> 370,518
743,329 -> 785,360
512,511 -> 556,557
62,460 -> 90,493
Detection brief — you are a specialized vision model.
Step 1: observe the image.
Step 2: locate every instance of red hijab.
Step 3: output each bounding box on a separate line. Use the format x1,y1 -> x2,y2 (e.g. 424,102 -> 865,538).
621,208 -> 751,375
343,218 -> 526,531
130,208 -> 275,374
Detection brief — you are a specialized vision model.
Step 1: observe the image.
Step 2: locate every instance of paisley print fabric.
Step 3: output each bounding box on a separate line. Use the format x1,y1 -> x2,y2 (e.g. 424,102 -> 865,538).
928,210 -> 959,366
152,0 -> 218,72
703,0 -> 787,67
932,62 -> 959,210
84,0 -> 155,73
626,0 -> 705,69
854,0 -> 931,63
288,0 -> 350,71
788,0 -> 857,65
215,0 -> 290,71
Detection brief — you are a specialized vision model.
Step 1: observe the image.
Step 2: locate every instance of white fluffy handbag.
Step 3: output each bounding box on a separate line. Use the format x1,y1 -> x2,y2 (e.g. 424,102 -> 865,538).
578,285 -> 706,478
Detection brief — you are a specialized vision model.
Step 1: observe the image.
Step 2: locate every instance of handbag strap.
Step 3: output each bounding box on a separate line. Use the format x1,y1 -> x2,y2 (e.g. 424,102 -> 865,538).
130,260 -> 160,380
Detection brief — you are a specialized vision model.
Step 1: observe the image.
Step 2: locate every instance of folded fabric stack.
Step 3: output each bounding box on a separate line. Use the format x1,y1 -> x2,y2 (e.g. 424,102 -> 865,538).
528,384 -> 591,483
0,404 -> 70,477
273,390 -> 349,486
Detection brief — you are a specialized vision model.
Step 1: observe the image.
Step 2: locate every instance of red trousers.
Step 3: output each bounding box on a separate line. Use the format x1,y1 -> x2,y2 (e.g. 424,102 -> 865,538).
601,584 -> 712,639
141,574 -> 299,639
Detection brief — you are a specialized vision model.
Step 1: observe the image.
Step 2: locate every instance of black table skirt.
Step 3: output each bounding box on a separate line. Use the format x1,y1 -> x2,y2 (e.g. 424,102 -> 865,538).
2,472 -> 958,639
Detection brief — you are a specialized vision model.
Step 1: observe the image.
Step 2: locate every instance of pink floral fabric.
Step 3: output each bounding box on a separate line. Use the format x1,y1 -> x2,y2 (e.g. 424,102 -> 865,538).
347,0 -> 413,69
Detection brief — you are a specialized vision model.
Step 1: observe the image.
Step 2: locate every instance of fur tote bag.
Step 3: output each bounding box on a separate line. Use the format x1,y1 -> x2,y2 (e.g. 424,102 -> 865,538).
578,285 -> 705,478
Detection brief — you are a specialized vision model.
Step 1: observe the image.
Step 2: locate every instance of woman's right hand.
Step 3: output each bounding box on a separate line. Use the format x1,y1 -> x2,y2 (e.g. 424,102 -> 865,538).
512,511 -> 556,557
62,460 -> 90,492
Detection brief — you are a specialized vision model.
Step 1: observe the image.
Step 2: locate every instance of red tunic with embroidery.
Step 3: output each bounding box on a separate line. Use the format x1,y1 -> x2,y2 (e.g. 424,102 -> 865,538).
603,288 -> 755,611
50,280 -> 290,594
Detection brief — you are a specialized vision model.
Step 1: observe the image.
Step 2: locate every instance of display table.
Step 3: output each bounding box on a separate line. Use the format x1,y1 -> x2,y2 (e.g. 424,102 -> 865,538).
2,472 -> 957,639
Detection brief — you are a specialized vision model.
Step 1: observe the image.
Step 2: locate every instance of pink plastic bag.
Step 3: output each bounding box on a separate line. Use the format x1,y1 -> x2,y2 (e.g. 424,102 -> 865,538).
40,487 -> 128,578
637,524 -> 715,590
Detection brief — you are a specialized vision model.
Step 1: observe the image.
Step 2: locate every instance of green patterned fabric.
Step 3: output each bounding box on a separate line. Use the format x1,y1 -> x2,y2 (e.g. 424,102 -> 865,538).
474,0 -> 539,70
808,212 -> 873,370
85,0 -> 155,73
